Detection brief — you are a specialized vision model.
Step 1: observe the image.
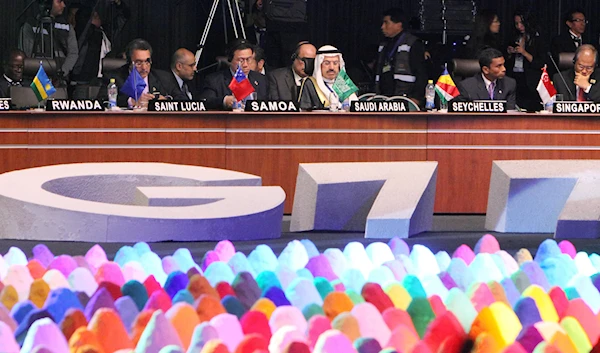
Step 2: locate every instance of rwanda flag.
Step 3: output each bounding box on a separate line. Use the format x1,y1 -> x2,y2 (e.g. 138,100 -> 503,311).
435,68 -> 460,104
30,63 -> 56,101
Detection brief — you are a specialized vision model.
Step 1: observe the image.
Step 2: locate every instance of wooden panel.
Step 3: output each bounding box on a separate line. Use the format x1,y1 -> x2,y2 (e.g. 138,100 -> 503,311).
227,149 -> 427,213
28,132 -> 225,145
429,133 -> 600,146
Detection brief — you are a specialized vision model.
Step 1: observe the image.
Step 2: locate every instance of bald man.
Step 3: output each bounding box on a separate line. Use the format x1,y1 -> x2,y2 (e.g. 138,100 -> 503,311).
553,44 -> 600,102
268,41 -> 316,101
154,48 -> 198,100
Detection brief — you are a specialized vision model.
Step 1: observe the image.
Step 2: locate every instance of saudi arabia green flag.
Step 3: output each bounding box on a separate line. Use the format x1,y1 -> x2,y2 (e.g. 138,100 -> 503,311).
332,68 -> 358,102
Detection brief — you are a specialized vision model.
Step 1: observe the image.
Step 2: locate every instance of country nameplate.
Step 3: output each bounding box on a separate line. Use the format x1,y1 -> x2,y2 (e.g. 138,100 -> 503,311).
350,100 -> 409,112
0,98 -> 10,111
553,101 -> 600,114
46,99 -> 104,111
149,100 -> 207,112
245,100 -> 299,112
449,100 -> 507,113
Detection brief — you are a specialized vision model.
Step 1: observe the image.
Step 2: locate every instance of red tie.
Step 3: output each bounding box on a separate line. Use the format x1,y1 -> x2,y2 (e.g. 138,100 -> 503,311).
578,87 -> 586,102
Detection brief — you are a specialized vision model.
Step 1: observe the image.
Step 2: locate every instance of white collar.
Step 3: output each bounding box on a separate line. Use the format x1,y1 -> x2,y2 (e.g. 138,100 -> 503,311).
172,70 -> 184,88
3,74 -> 14,83
569,30 -> 582,40
481,74 -> 495,89
292,69 -> 303,86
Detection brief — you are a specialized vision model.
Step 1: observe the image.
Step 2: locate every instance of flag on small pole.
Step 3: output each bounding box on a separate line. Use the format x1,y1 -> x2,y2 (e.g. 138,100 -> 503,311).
536,65 -> 556,105
435,65 -> 460,104
30,62 -> 56,103
332,68 -> 358,102
121,67 -> 146,101
228,65 -> 255,101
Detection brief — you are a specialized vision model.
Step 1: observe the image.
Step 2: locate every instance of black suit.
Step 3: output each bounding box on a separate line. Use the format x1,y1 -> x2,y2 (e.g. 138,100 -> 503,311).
199,69 -> 268,110
153,69 -> 190,101
551,31 -> 586,60
268,67 -> 299,101
98,65 -> 168,108
0,76 -> 30,99
455,74 -> 517,110
553,69 -> 600,102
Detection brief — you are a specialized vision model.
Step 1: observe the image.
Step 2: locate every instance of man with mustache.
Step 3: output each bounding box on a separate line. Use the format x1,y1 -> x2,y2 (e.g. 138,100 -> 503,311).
298,45 -> 358,110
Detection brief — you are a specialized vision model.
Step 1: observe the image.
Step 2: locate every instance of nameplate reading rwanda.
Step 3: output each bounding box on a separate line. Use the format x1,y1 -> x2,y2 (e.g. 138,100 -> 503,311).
449,100 -> 507,113
553,101 -> 600,113
46,99 -> 104,111
0,99 -> 10,110
245,101 -> 299,112
149,100 -> 206,112
350,100 -> 409,112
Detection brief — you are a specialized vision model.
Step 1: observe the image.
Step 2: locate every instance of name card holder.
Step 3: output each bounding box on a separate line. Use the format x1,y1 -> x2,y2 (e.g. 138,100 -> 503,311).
149,100 -> 207,112
449,100 -> 507,113
350,100 -> 409,112
553,101 -> 600,114
0,98 -> 10,111
46,99 -> 104,111
245,101 -> 299,112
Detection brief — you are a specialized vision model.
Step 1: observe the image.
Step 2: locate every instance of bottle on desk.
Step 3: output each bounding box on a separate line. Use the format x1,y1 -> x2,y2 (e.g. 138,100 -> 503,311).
329,92 -> 339,112
425,80 -> 435,111
107,78 -> 118,109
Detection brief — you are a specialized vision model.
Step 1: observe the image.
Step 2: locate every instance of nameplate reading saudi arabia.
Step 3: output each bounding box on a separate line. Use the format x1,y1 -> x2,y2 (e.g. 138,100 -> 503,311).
350,100 -> 409,112
149,100 -> 206,112
245,101 -> 299,112
553,101 -> 600,114
46,99 -> 104,111
0,98 -> 10,111
449,100 -> 507,113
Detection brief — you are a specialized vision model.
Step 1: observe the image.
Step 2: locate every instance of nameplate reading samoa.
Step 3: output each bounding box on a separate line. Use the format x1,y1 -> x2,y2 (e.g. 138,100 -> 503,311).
0,99 -> 10,111
350,100 -> 408,112
46,99 -> 104,111
245,101 -> 299,112
449,100 -> 507,113
149,100 -> 206,112
553,102 -> 600,114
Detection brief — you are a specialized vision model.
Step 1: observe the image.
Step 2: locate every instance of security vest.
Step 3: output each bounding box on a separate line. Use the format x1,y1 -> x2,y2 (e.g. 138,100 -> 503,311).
375,32 -> 418,95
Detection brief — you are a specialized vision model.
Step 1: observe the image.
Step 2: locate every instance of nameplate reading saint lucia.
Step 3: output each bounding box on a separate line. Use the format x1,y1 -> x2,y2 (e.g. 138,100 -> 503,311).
449,100 -> 507,113
553,102 -> 600,114
0,98 -> 10,111
350,100 -> 409,112
46,99 -> 104,111
245,101 -> 299,112
149,100 -> 206,112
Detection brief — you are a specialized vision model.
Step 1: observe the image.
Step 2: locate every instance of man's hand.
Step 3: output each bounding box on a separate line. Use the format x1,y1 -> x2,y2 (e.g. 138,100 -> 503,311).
575,72 -> 591,90
224,95 -> 235,108
135,93 -> 156,107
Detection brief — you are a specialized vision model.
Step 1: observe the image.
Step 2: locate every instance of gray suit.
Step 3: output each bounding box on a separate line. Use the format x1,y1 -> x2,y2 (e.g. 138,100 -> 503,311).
268,67 -> 299,101
455,74 -> 517,110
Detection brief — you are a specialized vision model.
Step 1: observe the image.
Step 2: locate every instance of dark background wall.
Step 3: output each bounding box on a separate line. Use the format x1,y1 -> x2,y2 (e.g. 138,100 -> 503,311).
1,0 -> 598,78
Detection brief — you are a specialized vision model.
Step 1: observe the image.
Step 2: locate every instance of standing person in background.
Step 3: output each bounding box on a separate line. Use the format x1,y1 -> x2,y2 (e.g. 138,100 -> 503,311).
263,0 -> 308,68
506,9 -> 547,112
464,9 -> 502,59
551,8 -> 589,69
246,0 -> 266,51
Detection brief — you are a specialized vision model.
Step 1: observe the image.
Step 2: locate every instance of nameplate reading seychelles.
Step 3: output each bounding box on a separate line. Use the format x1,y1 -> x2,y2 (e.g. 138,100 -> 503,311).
245,101 -> 299,112
46,99 -> 104,111
449,100 -> 507,113
149,100 -> 206,112
553,102 -> 600,114
350,100 -> 409,112
0,98 -> 10,111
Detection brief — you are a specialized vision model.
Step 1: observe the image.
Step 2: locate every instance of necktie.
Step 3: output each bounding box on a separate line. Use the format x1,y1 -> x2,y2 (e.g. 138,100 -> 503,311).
488,81 -> 495,99
574,37 -> 582,47
182,82 -> 191,100
578,87 -> 586,102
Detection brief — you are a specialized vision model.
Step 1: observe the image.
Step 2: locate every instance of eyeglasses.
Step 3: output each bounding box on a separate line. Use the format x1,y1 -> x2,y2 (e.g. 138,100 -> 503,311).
571,19 -> 588,24
237,57 -> 255,64
577,63 -> 595,71
133,58 -> 152,67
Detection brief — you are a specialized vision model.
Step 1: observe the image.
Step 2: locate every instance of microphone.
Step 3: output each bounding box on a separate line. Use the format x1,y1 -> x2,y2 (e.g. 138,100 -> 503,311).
547,51 -> 574,100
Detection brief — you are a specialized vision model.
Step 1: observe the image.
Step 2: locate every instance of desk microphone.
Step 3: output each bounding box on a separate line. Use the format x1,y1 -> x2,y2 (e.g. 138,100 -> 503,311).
547,51 -> 574,100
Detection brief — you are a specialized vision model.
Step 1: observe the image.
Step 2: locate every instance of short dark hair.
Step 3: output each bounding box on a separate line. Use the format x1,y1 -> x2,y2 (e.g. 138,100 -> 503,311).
383,8 -> 407,25
478,47 -> 504,68
564,8 -> 585,23
126,38 -> 153,62
3,49 -> 26,66
227,39 -> 255,61
254,46 -> 265,63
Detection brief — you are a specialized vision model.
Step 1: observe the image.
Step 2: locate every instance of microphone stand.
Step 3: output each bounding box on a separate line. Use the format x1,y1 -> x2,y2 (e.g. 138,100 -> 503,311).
547,51 -> 574,100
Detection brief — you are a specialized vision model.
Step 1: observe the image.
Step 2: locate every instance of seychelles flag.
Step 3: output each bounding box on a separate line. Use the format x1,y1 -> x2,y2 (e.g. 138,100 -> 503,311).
30,63 -> 56,101
435,68 -> 460,104
228,65 -> 255,101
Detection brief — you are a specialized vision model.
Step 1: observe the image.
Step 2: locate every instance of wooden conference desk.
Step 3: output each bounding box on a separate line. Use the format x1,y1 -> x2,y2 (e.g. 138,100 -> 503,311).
1,110 -> 600,214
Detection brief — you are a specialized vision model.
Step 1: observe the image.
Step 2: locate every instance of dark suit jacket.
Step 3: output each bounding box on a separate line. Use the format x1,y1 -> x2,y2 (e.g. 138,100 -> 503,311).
268,67 -> 299,101
153,69 -> 190,101
553,69 -> 600,102
455,74 -> 517,110
98,65 -> 168,108
199,69 -> 268,110
0,76 -> 30,99
551,31 -> 586,59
